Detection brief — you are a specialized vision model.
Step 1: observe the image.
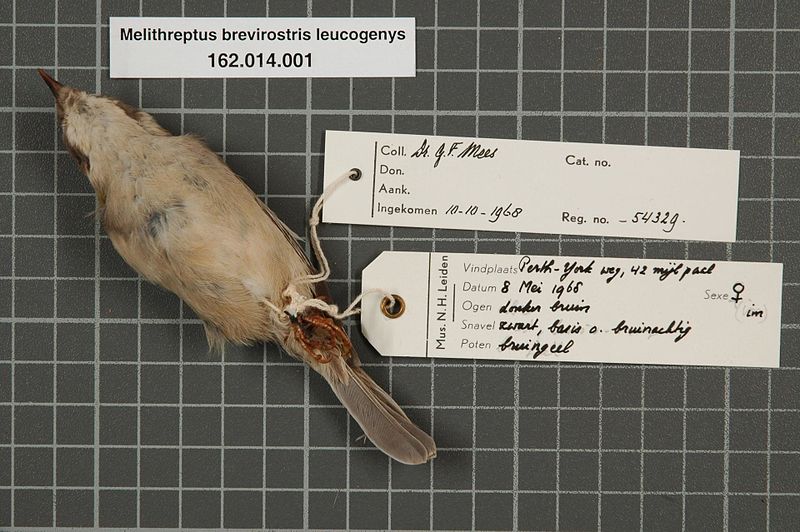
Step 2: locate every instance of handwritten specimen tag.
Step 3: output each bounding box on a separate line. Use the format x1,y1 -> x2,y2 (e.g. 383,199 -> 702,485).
360,252 -> 782,367
323,131 -> 740,241
109,18 -> 415,78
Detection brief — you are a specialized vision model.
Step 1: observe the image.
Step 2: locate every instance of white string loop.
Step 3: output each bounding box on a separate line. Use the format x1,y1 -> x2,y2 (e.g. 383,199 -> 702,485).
291,169 -> 355,288
265,169 -> 394,324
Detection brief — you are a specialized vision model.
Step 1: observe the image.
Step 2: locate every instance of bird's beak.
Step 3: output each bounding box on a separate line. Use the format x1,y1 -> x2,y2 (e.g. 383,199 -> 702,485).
38,69 -> 63,98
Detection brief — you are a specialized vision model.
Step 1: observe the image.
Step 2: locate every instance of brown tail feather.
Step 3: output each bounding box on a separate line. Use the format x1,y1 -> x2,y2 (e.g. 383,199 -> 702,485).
321,361 -> 436,465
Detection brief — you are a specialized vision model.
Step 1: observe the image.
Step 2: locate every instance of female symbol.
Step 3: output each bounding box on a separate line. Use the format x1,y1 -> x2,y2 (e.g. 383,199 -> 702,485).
732,282 -> 745,303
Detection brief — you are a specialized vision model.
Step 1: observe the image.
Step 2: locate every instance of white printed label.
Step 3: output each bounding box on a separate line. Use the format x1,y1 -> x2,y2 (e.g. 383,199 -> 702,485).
109,17 -> 415,78
323,131 -> 740,242
361,252 -> 782,368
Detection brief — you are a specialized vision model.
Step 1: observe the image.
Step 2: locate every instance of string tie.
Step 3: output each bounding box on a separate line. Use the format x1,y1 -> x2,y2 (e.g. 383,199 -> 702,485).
263,169 -> 395,324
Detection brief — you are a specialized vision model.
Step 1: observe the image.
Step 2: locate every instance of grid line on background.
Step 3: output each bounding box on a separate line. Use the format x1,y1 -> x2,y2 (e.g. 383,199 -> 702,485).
50,0 -> 58,527
302,0 -> 311,528
512,2 -> 523,530
429,2 -> 439,530
219,0 -> 227,525
387,1 -> 397,529
177,0 -> 186,524
91,0 -> 100,527
555,2 -> 565,529
639,4 -> 651,529
260,1 -> 269,528
1,0 -> 799,531
345,2 -> 352,529
681,1 -> 691,529
597,1 -> 608,527
8,0 -> 16,527
767,1 -> 778,528
133,2 -> 142,527
723,1 -> 735,528
4,23 -> 800,31
472,4 -> 479,531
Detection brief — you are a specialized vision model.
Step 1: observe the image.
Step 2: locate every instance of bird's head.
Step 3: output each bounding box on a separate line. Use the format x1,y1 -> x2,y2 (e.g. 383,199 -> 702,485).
38,69 -> 144,175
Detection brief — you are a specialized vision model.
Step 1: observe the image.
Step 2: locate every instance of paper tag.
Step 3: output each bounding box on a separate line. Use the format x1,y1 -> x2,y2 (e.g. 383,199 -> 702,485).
361,252 -> 782,368
109,17 -> 415,78
323,131 -> 740,242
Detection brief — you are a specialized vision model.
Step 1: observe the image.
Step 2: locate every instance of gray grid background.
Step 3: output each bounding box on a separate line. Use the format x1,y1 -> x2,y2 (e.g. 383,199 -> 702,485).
1,0 -> 799,530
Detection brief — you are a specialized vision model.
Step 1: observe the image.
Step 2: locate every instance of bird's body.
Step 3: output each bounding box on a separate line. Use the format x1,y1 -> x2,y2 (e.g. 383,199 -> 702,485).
94,125 -> 306,346
40,70 -> 435,465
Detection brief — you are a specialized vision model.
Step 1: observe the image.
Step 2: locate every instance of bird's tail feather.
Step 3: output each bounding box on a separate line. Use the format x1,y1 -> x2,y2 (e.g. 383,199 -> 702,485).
322,362 -> 436,465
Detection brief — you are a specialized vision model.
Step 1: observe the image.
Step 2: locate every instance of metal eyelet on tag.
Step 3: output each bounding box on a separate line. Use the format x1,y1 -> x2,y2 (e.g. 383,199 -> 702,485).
349,167 -> 362,181
380,294 -> 405,319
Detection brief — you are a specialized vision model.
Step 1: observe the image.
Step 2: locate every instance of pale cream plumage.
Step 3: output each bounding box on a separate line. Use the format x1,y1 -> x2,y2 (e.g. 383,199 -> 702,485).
39,69 -> 435,465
